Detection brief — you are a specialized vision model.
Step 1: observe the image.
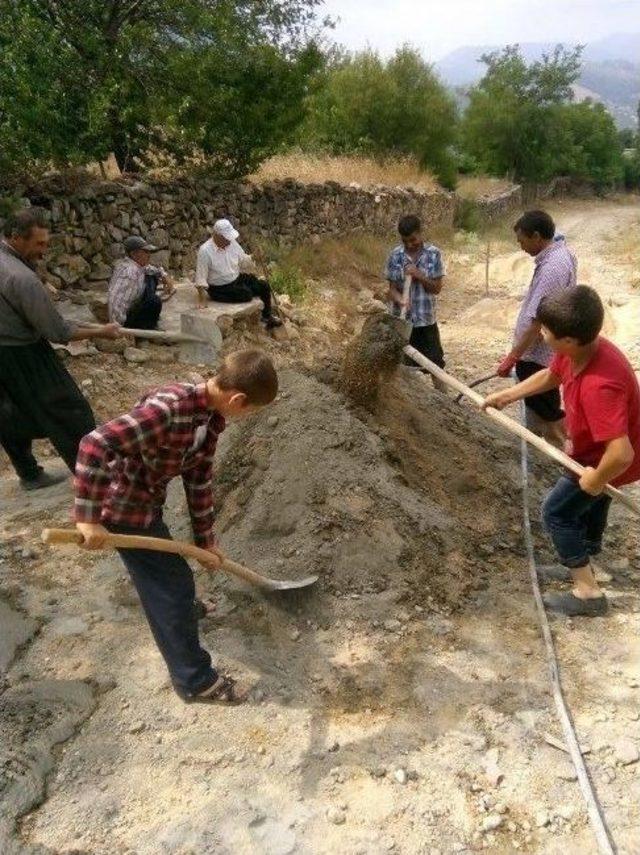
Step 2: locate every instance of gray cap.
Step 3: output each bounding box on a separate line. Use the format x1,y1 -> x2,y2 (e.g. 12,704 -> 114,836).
124,235 -> 157,254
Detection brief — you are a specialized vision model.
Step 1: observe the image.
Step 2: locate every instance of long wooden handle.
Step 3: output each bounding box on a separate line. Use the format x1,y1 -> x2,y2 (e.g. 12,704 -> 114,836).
400,274 -> 412,322
41,529 -> 273,589
404,345 -> 640,518
85,322 -> 204,344
121,328 -> 204,344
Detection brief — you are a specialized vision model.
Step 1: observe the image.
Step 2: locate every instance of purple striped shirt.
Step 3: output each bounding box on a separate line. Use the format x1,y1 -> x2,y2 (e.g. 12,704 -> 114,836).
514,240 -> 577,366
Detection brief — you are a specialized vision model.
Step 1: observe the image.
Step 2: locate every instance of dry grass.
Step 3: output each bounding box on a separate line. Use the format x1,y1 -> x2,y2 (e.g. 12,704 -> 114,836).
249,151 -> 438,192
456,175 -> 517,199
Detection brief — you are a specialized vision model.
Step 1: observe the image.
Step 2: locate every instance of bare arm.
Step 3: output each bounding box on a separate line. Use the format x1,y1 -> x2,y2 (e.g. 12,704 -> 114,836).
421,275 -> 444,295
580,436 -> 635,495
405,264 -> 445,295
69,324 -> 121,341
483,368 -> 560,411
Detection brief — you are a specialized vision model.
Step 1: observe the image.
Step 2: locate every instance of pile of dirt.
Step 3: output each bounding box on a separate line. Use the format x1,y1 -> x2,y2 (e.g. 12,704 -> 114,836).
212,366 -> 527,612
341,314 -> 408,408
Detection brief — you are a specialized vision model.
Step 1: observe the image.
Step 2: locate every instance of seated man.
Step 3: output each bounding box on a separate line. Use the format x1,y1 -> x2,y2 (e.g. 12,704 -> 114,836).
108,236 -> 175,330
195,219 -> 282,329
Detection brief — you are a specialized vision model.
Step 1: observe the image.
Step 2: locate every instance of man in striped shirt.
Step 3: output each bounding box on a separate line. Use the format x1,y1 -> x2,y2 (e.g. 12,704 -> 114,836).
496,210 -> 577,446
74,349 -> 278,704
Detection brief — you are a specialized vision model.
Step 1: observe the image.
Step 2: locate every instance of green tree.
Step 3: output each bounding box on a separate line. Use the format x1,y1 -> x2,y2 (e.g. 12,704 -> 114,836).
0,0 -> 326,183
302,46 -> 458,188
551,101 -> 624,187
461,45 -> 584,183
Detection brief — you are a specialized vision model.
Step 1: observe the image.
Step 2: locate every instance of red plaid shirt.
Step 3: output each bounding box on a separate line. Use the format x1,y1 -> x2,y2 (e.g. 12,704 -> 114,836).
74,383 -> 225,548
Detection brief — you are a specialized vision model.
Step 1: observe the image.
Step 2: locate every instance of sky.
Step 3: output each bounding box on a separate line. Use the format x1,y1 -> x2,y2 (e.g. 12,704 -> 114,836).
319,0 -> 640,60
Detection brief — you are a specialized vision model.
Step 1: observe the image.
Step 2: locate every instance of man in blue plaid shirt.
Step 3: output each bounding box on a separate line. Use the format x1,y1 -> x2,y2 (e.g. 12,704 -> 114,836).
386,214 -> 446,374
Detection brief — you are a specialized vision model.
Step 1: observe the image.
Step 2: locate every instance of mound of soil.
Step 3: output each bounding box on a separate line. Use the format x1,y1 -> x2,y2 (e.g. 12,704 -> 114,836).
213,366 -> 527,612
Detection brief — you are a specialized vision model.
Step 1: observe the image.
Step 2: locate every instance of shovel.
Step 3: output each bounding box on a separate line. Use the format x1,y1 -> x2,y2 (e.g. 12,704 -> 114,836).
42,529 -> 319,592
399,273 -> 412,322
454,371 -> 499,404
89,317 -> 223,365
403,345 -> 640,519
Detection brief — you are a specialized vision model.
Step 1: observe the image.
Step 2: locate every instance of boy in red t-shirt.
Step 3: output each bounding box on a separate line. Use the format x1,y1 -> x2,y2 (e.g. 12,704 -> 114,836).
485,286 -> 640,617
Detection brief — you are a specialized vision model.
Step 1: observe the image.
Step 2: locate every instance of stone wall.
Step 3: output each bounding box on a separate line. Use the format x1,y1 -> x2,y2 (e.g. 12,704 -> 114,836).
4,176 -> 455,291
473,185 -> 523,221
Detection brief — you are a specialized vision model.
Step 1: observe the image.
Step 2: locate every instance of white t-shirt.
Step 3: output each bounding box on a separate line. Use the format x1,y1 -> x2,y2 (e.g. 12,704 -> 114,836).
195,238 -> 250,288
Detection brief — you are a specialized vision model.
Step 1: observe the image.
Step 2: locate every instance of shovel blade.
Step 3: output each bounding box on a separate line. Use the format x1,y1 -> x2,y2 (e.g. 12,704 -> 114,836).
259,574 -> 319,592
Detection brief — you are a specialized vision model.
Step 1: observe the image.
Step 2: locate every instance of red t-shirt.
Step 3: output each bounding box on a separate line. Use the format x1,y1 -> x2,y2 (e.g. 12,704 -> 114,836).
550,338 -> 640,487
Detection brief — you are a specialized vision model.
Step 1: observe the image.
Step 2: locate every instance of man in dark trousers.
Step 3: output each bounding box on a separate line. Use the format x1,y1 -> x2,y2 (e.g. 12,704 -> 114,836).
0,207 -> 121,490
108,235 -> 175,330
495,210 -> 577,447
195,219 -> 282,329
386,213 -> 447,389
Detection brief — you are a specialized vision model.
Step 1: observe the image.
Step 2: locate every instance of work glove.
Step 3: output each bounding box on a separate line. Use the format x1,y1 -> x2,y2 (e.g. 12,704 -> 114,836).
497,352 -> 518,378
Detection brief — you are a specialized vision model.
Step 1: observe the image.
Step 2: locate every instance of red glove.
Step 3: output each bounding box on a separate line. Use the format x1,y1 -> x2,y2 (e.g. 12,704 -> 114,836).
497,352 -> 518,378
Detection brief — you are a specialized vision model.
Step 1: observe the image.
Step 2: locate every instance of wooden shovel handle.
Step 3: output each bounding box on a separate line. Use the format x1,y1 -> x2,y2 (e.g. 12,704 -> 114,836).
41,528 -> 272,589
403,345 -> 640,519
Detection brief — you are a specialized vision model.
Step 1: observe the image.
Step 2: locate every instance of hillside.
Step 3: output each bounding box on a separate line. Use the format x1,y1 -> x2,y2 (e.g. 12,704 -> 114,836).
436,32 -> 640,128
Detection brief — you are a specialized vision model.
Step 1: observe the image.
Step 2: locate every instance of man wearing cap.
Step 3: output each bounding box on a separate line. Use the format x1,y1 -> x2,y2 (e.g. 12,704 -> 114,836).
108,236 -> 175,330
0,207 -> 121,490
195,219 -> 282,329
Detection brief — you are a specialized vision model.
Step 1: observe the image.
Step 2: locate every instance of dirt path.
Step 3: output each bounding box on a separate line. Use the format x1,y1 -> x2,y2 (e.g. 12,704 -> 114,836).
1,197 -> 638,855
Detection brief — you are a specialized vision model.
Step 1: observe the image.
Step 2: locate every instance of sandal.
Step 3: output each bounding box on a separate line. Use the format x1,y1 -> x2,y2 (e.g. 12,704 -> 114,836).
544,592 -> 608,617
186,674 -> 249,705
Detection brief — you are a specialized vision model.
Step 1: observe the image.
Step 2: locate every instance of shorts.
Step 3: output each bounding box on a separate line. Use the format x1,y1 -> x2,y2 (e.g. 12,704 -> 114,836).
516,360 -> 564,423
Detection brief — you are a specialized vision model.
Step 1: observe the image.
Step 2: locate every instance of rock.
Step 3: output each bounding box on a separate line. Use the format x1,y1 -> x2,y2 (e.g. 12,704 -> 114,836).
384,619 -> 402,632
535,810 -> 550,828
149,228 -> 169,249
457,731 -> 488,752
95,337 -> 127,354
556,805 -> 575,821
326,807 -> 346,825
267,416 -> 279,428
53,254 -> 91,286
124,347 -> 150,364
90,298 -> 110,323
289,628 -> 301,641
147,347 -> 176,364
613,738 -> 639,766
216,315 -> 234,336
393,768 -> 408,785
50,616 -> 89,637
481,815 -> 503,833
556,762 -> 578,782
88,262 -> 113,281
483,748 -> 504,787
128,721 -> 145,734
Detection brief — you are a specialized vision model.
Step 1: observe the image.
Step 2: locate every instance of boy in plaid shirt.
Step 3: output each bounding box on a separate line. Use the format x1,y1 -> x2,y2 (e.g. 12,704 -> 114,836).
74,349 -> 278,703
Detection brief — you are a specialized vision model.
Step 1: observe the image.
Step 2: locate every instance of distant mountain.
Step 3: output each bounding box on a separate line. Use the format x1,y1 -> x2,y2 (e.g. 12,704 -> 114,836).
436,33 -> 640,128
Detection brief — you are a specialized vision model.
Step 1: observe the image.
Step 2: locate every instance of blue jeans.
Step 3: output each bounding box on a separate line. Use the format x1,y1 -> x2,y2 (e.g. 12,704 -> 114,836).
542,475 -> 612,569
108,520 -> 218,698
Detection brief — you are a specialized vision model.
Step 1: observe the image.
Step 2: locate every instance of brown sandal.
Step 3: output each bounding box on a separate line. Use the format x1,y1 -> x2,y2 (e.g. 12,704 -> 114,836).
186,674 -> 249,705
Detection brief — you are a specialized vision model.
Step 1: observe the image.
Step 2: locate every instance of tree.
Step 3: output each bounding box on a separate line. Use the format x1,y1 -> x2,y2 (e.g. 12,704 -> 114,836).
551,101 -> 624,187
0,0 -> 326,182
301,46 -> 459,188
461,45 -> 584,183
